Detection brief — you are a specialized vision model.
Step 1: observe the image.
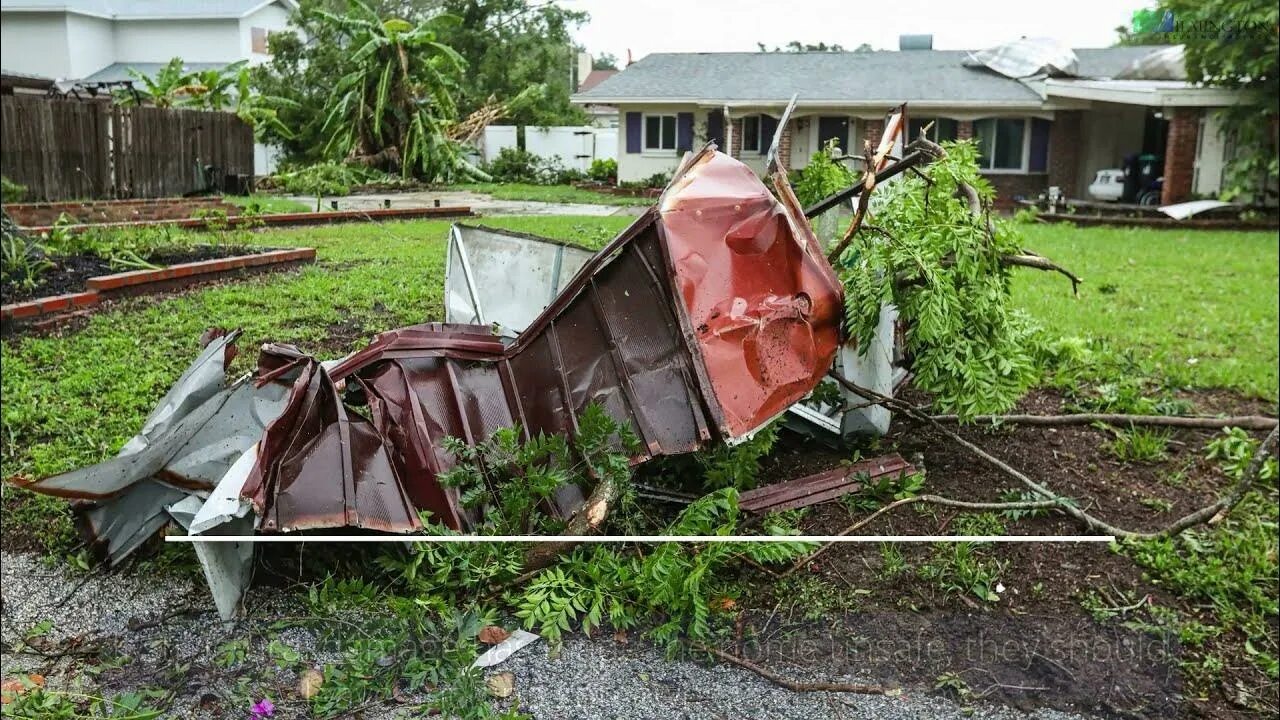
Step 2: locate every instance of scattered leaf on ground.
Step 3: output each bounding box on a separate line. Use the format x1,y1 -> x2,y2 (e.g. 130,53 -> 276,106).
486,672 -> 515,699
479,626 -> 512,645
297,668 -> 323,700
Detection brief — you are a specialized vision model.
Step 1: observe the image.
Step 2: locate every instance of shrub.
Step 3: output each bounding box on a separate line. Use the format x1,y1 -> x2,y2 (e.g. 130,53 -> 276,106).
2,175 -> 27,203
588,158 -> 617,182
483,147 -> 542,184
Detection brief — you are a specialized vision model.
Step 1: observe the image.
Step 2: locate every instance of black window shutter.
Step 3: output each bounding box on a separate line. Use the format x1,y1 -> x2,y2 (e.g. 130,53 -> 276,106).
706,110 -> 725,148
625,112 -> 642,154
759,114 -> 778,155
1029,118 -> 1051,172
676,112 -> 694,152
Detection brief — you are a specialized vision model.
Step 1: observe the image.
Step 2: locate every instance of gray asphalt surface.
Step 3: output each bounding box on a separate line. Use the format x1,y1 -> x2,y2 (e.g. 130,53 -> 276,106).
1,550 -> 1101,719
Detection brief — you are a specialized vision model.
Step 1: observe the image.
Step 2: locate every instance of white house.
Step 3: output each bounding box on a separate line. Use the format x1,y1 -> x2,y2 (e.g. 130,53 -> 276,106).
1,0 -> 297,173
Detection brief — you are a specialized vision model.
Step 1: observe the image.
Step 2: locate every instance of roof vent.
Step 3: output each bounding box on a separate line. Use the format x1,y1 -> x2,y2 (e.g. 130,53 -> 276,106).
899,34 -> 933,51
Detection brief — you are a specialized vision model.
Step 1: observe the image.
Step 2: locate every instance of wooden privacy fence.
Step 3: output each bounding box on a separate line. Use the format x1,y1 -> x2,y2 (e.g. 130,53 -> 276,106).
1,96 -> 253,202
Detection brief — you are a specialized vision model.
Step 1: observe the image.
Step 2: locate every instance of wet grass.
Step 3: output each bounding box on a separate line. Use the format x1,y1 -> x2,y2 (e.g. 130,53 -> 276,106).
1015,223 -> 1278,399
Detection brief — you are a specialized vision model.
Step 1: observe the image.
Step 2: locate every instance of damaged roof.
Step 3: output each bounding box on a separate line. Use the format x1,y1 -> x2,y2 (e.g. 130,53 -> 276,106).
572,47 -> 1174,106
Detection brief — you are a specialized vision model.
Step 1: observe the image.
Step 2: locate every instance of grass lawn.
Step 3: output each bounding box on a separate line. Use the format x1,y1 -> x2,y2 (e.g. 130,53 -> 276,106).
1016,222 -> 1278,399
0,216 -> 1274,508
223,193 -> 313,214
443,182 -> 653,206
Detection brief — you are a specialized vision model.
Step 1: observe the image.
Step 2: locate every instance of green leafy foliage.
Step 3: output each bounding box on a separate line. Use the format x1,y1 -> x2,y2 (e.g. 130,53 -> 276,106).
1106,427 -> 1172,462
588,158 -> 617,182
789,138 -> 856,208
1,688 -> 167,719
435,402 -> 636,534
1122,430 -> 1279,683
1,219 -> 53,292
2,175 -> 27,202
833,141 -> 1046,418
696,422 -> 779,491
315,2 -> 480,181
515,488 -> 811,652
1134,1 -> 1278,201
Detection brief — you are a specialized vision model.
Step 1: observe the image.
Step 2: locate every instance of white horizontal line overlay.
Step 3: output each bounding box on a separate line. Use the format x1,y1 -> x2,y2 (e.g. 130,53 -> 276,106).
167,535 -> 1116,544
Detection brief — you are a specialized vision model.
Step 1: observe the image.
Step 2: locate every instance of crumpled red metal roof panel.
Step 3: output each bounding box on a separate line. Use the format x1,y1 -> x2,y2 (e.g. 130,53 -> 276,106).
659,150 -> 842,437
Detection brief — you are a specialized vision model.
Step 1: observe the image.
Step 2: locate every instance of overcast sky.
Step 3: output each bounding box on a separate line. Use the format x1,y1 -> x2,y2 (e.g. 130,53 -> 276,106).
560,0 -> 1140,62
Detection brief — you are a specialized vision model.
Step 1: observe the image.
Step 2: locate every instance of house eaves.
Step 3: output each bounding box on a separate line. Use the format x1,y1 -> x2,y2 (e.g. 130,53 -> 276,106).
1042,79 -> 1246,108
0,0 -> 298,20
571,47 -> 1179,110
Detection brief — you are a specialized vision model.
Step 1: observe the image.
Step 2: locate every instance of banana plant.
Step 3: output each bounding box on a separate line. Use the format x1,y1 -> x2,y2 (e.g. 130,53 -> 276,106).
117,57 -> 195,107
317,0 -> 481,181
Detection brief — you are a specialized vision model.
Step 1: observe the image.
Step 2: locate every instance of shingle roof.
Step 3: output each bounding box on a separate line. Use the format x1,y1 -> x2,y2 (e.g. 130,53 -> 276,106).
573,47 -> 1172,105
0,0 -> 294,19
82,61 -> 230,82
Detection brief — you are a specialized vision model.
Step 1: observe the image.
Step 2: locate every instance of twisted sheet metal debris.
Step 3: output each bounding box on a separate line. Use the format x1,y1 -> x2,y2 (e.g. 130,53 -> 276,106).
14,143 -> 855,617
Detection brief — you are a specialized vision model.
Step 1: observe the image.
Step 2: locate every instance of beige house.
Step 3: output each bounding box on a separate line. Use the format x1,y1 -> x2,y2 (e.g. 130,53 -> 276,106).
571,40 -> 1247,206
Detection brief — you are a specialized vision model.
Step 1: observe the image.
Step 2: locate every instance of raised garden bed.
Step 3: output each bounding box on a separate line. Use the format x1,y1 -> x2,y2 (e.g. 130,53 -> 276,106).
21,205 -> 474,236
5,197 -> 242,227
2,247 -> 316,332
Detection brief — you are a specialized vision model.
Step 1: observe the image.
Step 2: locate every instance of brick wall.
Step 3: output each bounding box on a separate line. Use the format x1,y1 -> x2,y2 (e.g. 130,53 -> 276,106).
981,173 -> 1050,209
730,118 -> 743,158
862,118 -> 885,151
1047,111 -> 1082,198
957,120 -> 974,141
1163,108 -> 1200,205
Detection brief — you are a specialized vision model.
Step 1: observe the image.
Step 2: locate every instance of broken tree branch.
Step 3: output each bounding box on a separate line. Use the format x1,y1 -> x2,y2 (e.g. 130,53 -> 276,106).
1001,253 -> 1083,294
825,142 -> 878,264
781,493 -> 1062,576
825,370 -> 1279,541
928,412 -> 1277,431
699,644 -> 891,695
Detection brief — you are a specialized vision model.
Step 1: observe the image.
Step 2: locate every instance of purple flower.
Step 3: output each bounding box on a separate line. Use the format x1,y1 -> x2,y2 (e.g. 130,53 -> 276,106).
250,698 -> 275,719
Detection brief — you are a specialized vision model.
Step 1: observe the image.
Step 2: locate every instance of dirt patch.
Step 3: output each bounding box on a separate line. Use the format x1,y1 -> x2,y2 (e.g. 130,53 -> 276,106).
733,387 -> 1275,719
2,247 -> 271,304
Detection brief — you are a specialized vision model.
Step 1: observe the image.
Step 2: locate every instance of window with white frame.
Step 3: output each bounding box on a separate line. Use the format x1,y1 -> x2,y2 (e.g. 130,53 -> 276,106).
644,114 -> 677,152
973,118 -> 1028,171
741,115 -> 761,153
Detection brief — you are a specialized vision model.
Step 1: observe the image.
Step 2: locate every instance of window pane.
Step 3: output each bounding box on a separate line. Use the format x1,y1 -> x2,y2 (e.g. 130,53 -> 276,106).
935,118 -> 958,142
994,119 -> 1025,169
743,116 -> 759,151
645,116 -> 661,149
974,119 -> 994,168
908,118 -> 929,142
661,116 -> 676,150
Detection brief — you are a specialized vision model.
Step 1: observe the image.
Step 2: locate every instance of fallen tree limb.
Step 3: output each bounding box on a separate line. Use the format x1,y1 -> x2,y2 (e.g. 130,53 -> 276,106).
1001,253 -> 1083,294
928,412 -> 1277,431
825,370 -> 1279,541
825,143 -> 878,264
782,494 -> 1062,576
699,644 -> 891,695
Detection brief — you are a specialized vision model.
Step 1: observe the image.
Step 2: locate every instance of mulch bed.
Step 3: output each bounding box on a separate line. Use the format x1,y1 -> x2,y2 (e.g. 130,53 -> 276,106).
731,387 -> 1276,719
1,246 -> 268,304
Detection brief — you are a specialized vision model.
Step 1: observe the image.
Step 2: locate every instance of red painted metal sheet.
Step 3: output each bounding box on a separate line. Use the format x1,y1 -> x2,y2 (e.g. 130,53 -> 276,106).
737,454 -> 915,513
659,150 -> 843,438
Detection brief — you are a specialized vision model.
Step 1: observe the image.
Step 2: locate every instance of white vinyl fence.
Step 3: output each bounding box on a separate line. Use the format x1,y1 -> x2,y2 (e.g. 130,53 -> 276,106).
481,125 -> 616,172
